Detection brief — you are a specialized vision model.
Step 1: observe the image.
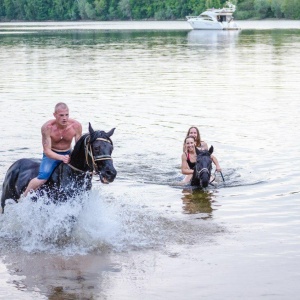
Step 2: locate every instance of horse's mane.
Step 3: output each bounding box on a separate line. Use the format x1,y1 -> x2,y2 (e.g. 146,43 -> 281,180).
197,150 -> 211,157
197,145 -> 214,157
71,133 -> 89,158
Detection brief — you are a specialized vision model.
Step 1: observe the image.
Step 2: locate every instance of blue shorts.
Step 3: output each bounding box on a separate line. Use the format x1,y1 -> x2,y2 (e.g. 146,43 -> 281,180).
37,150 -> 71,180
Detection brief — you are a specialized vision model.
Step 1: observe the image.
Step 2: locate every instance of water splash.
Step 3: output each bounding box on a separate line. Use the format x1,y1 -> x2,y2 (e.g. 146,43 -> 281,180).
0,187 -> 222,255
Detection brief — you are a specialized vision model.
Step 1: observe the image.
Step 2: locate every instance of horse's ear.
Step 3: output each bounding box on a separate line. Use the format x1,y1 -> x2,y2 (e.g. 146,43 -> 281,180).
106,128 -> 116,137
89,123 -> 95,134
209,145 -> 214,154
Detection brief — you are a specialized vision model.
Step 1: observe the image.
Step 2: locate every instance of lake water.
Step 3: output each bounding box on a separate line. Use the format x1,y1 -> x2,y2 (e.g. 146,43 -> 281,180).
0,20 -> 300,299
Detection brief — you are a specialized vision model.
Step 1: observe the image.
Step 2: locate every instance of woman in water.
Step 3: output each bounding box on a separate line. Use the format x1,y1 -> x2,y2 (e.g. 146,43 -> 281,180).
181,127 -> 222,183
185,126 -> 208,150
185,126 -> 221,171
181,135 -> 200,183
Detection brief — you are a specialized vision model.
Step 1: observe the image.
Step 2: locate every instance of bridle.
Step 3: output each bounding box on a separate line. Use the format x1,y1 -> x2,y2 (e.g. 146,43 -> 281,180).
68,134 -> 113,175
85,135 -> 113,175
196,167 -> 210,177
195,155 -> 212,187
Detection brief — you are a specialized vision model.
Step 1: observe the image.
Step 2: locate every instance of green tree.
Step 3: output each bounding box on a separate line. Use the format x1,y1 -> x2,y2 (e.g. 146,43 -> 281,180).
206,0 -> 221,9
106,0 -> 118,19
24,0 -> 49,20
77,0 -> 96,19
235,0 -> 256,19
254,0 -> 272,18
282,0 -> 300,19
118,0 -> 131,19
4,0 -> 16,19
0,0 -> 4,18
52,0 -> 65,19
0,0 -> 300,21
12,0 -> 26,19
95,0 -> 108,19
271,0 -> 283,18
187,0 -> 206,15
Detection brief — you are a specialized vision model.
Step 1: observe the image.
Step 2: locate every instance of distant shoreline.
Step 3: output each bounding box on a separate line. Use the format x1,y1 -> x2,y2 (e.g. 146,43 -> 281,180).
0,20 -> 300,32
0,18 -> 299,23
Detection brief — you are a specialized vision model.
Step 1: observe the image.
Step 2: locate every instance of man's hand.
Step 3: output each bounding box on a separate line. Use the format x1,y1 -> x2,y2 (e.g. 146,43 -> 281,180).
61,155 -> 70,164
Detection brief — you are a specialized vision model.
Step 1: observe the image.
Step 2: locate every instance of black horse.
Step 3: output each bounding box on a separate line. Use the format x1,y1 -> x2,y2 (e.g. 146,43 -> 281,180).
190,146 -> 213,188
1,123 -> 117,213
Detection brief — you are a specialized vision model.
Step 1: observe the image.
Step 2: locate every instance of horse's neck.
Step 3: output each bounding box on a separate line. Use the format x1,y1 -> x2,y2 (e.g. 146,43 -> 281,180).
69,146 -> 89,171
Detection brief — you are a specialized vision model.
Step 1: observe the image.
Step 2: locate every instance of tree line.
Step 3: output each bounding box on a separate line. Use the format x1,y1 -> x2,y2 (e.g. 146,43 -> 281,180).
0,0 -> 299,21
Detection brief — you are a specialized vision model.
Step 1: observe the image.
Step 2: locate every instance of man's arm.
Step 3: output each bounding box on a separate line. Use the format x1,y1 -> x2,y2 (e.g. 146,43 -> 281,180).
42,124 -> 69,162
74,122 -> 82,142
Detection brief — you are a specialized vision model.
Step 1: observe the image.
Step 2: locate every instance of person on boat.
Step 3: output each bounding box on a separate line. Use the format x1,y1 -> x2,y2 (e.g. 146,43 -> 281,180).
183,126 -> 222,173
23,102 -> 82,197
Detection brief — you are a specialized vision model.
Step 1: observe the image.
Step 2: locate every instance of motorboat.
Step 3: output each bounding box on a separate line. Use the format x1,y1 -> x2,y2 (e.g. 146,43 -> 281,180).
186,1 -> 240,30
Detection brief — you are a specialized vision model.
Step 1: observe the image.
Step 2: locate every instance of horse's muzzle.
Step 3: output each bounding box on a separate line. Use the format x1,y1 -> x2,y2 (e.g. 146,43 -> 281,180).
200,180 -> 209,188
99,169 -> 117,184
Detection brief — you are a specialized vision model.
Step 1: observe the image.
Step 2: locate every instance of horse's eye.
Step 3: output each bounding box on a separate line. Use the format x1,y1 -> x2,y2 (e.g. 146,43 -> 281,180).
94,146 -> 100,151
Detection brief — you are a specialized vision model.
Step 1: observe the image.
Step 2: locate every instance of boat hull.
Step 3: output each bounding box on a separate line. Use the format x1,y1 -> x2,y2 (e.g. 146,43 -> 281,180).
187,19 -> 239,30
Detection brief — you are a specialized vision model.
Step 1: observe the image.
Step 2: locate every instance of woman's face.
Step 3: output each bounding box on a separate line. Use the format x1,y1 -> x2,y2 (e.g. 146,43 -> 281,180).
189,128 -> 198,139
185,137 -> 195,151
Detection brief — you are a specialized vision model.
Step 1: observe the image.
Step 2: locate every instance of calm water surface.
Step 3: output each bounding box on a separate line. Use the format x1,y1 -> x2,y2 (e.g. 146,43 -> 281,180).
0,21 -> 300,299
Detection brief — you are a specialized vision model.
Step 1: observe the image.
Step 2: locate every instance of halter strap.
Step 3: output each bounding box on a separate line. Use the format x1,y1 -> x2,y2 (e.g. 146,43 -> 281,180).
94,155 -> 112,161
95,137 -> 112,144
84,136 -> 113,174
197,168 -> 210,175
93,138 -> 112,161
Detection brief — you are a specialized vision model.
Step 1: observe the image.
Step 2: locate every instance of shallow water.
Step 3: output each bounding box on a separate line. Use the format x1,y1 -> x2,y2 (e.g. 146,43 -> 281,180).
0,20 -> 300,299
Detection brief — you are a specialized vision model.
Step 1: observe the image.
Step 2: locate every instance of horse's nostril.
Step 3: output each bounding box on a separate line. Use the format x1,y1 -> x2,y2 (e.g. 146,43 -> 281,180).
202,182 -> 208,188
106,169 -> 117,177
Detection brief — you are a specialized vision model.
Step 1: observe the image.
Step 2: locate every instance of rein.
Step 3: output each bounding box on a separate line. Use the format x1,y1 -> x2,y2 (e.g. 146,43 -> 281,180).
68,135 -> 112,175
208,171 -> 225,186
67,163 -> 93,175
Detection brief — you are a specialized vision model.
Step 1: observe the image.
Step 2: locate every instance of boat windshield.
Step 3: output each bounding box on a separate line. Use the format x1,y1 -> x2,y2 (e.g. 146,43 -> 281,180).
200,14 -> 214,21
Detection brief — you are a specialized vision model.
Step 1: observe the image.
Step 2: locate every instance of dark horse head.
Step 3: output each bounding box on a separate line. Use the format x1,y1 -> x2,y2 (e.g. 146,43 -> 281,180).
1,123 -> 117,213
191,146 -> 213,188
70,123 -> 117,184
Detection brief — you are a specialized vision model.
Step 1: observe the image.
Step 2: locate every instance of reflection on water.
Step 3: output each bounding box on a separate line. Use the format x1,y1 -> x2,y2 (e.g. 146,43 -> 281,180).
181,188 -> 215,217
2,251 -> 115,299
187,29 -> 240,47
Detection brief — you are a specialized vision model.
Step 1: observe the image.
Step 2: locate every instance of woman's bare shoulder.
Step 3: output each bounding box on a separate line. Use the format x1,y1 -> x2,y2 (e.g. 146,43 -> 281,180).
201,141 -> 208,149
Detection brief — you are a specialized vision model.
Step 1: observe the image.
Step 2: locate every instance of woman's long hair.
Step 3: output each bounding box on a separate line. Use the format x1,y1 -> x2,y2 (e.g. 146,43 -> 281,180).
186,126 -> 201,147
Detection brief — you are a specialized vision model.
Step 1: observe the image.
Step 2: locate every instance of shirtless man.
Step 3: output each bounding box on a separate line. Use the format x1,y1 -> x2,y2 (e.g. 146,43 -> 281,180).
23,102 -> 82,197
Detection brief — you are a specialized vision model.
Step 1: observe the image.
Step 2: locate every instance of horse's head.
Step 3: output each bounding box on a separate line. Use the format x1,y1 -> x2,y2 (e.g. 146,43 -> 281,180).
87,123 -> 117,184
192,146 -> 213,188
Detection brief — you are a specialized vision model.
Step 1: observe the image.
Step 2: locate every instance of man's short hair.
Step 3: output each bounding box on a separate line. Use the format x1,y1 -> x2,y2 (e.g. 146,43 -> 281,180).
55,102 -> 68,112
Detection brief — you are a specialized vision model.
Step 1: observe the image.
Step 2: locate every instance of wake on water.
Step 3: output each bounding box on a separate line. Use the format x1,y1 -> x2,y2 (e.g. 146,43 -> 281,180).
0,185 -> 223,256
0,163 -> 264,257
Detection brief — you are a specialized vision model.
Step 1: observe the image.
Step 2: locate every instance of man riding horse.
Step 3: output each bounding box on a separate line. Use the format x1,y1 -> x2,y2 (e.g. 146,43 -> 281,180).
23,102 -> 82,198
1,123 -> 117,213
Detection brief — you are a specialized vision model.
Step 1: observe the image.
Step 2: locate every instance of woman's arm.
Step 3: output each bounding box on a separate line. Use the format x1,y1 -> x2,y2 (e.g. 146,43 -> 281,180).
181,153 -> 194,175
211,155 -> 221,172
